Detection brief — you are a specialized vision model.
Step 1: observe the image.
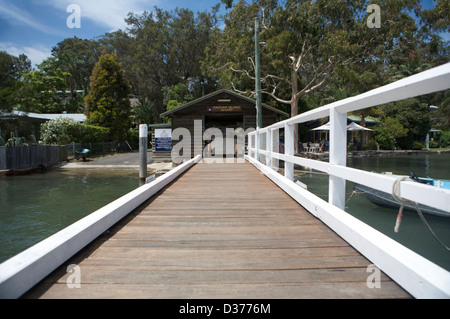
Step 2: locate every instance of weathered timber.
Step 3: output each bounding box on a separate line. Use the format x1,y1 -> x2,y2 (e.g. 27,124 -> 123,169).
24,160 -> 410,299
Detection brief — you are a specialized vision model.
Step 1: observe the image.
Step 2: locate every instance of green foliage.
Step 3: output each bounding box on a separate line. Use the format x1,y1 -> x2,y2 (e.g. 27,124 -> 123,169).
131,98 -> 154,125
429,140 -> 439,148
85,53 -> 131,141
64,123 -> 110,143
16,59 -> 71,113
441,131 -> 450,148
380,98 -> 430,138
413,141 -> 424,150
51,36 -> 101,92
40,117 -> 110,145
363,139 -> 379,151
163,83 -> 194,112
419,0 -> 449,33
102,6 -> 219,121
40,117 -> 78,145
0,51 -> 31,112
373,117 -> 409,150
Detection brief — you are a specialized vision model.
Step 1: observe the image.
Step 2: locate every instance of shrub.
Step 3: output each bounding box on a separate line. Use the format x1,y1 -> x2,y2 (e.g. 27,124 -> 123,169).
429,140 -> 439,148
363,139 -> 379,150
441,131 -> 450,147
65,123 -> 110,143
40,117 -> 77,145
413,142 -> 423,150
40,117 -> 110,145
373,127 -> 395,150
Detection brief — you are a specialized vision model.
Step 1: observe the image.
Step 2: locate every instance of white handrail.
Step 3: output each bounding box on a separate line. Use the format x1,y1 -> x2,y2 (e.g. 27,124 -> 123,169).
246,63 -> 450,298
248,62 -> 450,212
0,155 -> 202,299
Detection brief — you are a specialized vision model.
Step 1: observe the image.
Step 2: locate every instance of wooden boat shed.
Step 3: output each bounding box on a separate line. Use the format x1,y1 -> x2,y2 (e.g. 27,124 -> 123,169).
157,89 -> 288,161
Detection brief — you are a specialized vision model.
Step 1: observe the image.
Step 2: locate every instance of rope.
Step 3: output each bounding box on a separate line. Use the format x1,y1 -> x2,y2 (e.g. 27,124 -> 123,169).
346,189 -> 364,203
392,177 -> 450,252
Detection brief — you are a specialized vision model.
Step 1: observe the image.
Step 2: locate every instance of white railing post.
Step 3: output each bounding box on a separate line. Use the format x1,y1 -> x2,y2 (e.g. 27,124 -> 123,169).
284,122 -> 294,181
328,107 -> 347,210
271,128 -> 279,171
255,129 -> 259,161
266,129 -> 272,168
250,132 -> 256,159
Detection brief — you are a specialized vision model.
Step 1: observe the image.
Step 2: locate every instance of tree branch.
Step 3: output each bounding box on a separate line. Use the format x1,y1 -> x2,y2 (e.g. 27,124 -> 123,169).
261,88 -> 291,105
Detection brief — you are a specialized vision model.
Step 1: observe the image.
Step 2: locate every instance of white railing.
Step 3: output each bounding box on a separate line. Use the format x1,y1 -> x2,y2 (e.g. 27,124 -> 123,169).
0,155 -> 202,299
246,62 -> 450,298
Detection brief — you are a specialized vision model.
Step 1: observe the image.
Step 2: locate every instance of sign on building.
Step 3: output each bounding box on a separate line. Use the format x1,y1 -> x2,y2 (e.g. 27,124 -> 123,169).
154,129 -> 172,152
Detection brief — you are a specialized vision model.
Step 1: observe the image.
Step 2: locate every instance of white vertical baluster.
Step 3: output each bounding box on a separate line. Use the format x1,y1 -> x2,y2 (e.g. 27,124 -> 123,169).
255,130 -> 259,161
284,122 -> 294,181
266,129 -> 272,168
329,108 -> 347,210
271,128 -> 279,171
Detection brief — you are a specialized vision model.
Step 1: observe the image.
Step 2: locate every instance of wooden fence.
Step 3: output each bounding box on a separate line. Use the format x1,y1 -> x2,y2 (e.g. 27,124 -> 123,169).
0,146 -> 67,170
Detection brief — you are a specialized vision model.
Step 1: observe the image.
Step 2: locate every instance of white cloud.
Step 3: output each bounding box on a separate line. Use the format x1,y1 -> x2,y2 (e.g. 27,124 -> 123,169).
0,0 -> 59,35
44,0 -> 159,32
0,42 -> 52,67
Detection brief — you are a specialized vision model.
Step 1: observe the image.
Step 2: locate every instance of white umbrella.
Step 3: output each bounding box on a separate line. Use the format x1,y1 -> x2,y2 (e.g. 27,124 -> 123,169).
311,122 -> 330,131
310,122 -> 373,131
346,122 -> 373,131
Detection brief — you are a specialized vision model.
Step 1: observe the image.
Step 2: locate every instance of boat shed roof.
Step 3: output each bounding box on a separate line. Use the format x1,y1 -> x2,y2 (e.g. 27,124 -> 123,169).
160,89 -> 289,118
0,110 -> 86,122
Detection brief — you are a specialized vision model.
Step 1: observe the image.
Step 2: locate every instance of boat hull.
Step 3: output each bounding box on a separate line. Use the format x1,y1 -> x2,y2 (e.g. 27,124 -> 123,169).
353,183 -> 450,218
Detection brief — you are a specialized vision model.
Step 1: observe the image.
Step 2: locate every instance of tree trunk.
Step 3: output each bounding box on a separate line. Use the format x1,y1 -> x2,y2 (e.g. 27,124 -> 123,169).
291,68 -> 299,154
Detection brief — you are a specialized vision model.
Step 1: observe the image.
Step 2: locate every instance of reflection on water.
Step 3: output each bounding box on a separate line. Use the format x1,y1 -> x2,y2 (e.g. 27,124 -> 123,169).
295,153 -> 450,271
0,168 -> 140,263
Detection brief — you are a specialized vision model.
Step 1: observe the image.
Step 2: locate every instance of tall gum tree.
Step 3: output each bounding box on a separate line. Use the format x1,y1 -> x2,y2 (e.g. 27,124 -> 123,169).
203,0 -> 426,152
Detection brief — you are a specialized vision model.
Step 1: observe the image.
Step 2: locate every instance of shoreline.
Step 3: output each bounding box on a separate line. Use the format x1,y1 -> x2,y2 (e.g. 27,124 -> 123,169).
302,148 -> 450,161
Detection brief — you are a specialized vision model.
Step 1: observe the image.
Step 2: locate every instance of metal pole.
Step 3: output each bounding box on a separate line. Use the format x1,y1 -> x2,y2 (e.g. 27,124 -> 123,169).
139,124 -> 148,184
255,17 -> 262,130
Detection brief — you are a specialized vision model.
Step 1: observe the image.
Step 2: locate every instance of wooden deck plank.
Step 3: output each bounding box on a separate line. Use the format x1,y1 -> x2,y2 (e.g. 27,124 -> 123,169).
26,282 -> 409,299
24,160 -> 410,299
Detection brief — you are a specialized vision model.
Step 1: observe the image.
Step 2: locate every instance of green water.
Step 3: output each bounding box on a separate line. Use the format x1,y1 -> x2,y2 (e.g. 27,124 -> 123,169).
295,153 -> 450,271
0,168 -> 140,263
1,154 -> 449,272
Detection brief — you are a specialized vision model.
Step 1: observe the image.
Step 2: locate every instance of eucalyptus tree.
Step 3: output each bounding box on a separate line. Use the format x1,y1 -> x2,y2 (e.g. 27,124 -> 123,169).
203,0 -> 432,151
0,51 -> 31,112
51,37 -> 101,92
102,6 -> 219,122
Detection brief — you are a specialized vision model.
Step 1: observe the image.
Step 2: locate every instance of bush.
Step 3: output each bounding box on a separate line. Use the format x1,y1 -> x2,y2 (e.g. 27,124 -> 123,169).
40,117 -> 110,145
396,135 -> 414,150
65,123 -> 110,143
40,117 -> 77,145
441,131 -> 450,148
363,139 -> 379,150
373,127 -> 395,150
429,140 -> 439,148
413,142 -> 423,150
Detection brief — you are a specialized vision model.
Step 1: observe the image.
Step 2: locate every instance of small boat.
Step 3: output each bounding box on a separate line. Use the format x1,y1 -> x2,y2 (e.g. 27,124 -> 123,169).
353,172 -> 450,218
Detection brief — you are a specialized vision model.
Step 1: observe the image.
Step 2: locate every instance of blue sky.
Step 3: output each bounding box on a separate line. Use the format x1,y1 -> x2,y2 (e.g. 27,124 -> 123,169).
0,0 -> 446,67
0,0 -> 225,66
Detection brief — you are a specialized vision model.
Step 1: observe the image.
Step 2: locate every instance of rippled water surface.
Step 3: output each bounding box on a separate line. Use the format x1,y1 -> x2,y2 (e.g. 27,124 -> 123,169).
0,168 -> 139,263
295,153 -> 450,271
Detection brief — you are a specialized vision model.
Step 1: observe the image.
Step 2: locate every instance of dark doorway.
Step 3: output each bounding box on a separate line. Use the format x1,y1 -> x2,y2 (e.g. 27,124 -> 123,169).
204,114 -> 244,157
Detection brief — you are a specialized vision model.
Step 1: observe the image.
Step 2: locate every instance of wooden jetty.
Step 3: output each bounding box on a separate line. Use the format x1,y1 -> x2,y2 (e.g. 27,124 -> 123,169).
2,63 -> 449,299
24,159 -> 410,299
